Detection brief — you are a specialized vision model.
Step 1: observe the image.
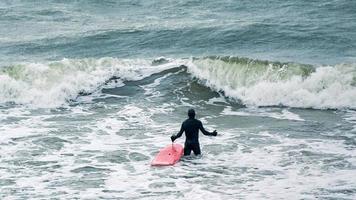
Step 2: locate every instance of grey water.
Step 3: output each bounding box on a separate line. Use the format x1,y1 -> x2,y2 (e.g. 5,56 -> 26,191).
0,1 -> 356,199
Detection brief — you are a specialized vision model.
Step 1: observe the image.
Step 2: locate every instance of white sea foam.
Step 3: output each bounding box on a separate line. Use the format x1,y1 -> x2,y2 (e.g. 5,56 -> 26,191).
188,58 -> 356,109
1,103 -> 355,199
0,57 -> 183,107
0,112 -> 54,143
211,129 -> 356,199
1,56 -> 355,110
222,107 -> 305,121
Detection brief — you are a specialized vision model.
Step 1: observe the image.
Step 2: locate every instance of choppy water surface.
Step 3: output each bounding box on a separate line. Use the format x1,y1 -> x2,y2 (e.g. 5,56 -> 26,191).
0,1 -> 356,199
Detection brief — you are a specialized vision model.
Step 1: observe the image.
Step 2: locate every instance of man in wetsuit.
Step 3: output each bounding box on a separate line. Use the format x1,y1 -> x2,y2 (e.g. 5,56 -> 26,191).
171,109 -> 217,156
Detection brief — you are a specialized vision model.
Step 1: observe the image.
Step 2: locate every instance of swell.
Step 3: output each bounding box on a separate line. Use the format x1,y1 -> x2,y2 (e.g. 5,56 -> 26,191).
2,23 -> 355,65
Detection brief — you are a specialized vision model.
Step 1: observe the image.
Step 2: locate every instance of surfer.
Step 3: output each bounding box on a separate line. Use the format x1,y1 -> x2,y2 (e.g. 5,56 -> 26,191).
171,109 -> 217,156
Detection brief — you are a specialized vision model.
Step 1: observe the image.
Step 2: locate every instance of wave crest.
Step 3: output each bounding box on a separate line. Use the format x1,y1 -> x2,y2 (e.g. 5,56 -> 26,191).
0,57 -> 180,107
188,56 -> 356,109
1,56 -> 355,110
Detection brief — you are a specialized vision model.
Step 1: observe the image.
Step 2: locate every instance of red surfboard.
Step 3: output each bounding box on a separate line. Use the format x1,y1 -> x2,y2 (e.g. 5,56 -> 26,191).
151,143 -> 184,166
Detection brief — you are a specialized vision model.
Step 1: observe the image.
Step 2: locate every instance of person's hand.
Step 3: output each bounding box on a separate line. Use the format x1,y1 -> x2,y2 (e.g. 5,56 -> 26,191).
212,130 -> 217,136
171,134 -> 177,142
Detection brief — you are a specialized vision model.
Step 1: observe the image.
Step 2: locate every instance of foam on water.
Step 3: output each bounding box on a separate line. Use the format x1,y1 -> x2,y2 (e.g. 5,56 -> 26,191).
222,107 -> 305,121
211,130 -> 356,199
188,56 -> 356,109
1,56 -> 356,199
0,109 -> 54,144
0,57 -> 183,107
1,101 -> 356,199
1,56 -> 355,110
1,0 -> 356,198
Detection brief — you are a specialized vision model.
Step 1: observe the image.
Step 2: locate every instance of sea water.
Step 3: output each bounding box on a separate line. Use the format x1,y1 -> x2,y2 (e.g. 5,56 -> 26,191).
0,1 -> 355,199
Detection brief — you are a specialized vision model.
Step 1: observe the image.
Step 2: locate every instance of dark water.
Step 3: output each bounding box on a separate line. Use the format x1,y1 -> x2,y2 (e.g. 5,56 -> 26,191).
0,1 -> 355,199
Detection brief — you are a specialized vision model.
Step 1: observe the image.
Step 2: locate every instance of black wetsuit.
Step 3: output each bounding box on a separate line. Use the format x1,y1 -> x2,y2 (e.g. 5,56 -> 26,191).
174,118 -> 215,156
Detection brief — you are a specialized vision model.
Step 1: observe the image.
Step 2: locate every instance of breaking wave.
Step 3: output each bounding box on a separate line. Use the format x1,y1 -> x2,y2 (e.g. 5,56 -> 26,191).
0,57 -> 182,107
0,56 -> 355,109
188,56 -> 356,109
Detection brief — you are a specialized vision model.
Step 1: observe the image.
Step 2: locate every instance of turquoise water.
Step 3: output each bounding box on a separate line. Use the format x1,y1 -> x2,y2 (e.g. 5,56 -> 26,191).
0,1 -> 356,199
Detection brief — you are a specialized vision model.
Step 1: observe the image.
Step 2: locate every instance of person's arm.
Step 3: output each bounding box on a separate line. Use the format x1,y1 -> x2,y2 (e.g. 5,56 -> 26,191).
199,121 -> 217,136
171,124 -> 184,142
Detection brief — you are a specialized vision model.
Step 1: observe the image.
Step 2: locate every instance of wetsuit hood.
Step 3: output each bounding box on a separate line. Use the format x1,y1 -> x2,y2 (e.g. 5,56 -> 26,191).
188,109 -> 195,119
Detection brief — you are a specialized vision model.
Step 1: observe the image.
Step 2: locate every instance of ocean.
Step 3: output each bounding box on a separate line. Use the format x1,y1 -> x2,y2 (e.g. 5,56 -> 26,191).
0,0 -> 355,199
